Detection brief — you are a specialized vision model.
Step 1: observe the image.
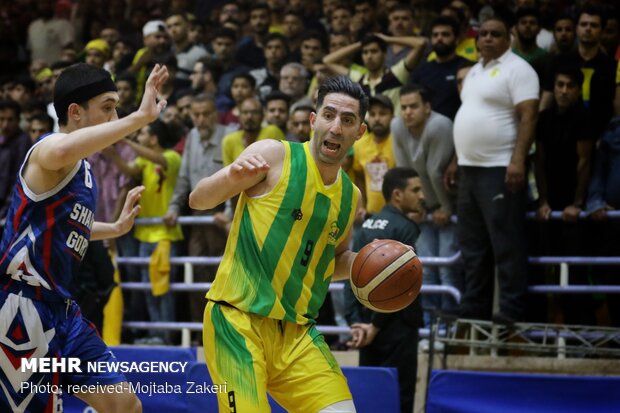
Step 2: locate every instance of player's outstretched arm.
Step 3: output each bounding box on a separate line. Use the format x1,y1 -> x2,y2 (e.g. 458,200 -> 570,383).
32,65 -> 169,172
91,185 -> 144,240
189,139 -> 284,211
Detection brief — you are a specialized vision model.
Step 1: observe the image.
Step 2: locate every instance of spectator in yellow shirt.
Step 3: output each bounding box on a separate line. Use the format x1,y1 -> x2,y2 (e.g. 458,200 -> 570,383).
351,94 -> 396,220
222,97 -> 285,165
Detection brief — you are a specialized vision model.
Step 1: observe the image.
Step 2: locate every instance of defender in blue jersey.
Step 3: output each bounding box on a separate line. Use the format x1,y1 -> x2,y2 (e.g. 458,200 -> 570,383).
0,63 -> 168,412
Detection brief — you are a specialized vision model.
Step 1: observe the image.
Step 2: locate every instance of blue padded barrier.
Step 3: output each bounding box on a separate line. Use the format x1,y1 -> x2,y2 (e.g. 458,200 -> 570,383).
342,366 -> 400,413
427,370 -> 620,413
184,363 -> 400,413
62,347 -> 400,412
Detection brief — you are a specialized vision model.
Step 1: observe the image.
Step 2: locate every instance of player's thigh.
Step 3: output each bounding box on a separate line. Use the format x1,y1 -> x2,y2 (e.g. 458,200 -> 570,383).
203,301 -> 270,413
60,302 -> 139,412
268,324 -> 352,413
74,382 -> 141,413
63,302 -> 126,386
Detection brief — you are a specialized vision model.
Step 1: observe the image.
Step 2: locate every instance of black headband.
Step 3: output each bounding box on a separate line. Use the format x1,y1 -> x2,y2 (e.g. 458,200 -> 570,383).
54,76 -> 117,118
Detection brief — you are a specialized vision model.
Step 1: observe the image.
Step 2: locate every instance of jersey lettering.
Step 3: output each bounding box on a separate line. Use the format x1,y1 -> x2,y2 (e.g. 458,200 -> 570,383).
300,240 -> 315,267
84,161 -> 93,188
362,218 -> 389,230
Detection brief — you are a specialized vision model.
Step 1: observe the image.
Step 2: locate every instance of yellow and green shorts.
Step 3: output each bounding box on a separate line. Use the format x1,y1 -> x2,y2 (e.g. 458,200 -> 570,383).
203,300 -> 352,413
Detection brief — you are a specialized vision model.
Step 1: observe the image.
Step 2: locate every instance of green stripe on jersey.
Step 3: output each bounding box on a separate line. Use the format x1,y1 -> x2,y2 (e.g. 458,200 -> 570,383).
307,175 -> 354,317
281,192 -> 331,322
248,142 -> 307,315
211,304 -> 258,404
308,324 -> 339,371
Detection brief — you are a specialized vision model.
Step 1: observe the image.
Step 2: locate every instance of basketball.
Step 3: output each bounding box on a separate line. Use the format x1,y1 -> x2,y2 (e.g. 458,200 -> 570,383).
350,239 -> 423,313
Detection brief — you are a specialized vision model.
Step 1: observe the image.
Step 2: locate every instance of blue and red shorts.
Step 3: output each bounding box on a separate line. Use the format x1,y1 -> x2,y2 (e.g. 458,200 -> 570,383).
0,285 -> 126,412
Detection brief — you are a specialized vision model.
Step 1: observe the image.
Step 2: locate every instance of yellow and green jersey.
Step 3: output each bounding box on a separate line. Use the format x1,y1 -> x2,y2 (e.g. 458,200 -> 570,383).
207,141 -> 359,324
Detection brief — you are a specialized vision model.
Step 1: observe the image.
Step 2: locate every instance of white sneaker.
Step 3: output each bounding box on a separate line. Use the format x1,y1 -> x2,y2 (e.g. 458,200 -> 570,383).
418,339 -> 445,353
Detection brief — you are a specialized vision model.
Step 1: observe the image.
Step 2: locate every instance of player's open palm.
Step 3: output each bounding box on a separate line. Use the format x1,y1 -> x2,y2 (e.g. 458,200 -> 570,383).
138,64 -> 169,122
116,185 -> 145,236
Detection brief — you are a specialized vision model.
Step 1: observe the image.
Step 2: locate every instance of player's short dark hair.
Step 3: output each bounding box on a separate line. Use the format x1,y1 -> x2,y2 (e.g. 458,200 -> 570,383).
400,84 -> 431,104
54,63 -> 117,126
316,75 -> 369,120
382,167 -> 419,202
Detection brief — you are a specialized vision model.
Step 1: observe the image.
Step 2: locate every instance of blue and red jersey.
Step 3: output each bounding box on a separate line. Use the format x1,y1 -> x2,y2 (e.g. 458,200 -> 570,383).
0,134 -> 97,300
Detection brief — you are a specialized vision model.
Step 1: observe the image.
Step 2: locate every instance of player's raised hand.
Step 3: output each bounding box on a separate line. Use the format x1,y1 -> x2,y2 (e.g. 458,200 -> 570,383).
138,64 -> 169,122
228,153 -> 270,182
115,185 -> 145,236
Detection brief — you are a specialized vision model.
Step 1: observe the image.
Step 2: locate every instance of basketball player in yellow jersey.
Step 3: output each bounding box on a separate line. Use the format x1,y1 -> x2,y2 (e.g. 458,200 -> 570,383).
189,76 -> 368,413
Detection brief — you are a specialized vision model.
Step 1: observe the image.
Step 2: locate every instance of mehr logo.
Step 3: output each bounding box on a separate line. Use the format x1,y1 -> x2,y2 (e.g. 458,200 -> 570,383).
327,221 -> 339,244
21,358 -> 82,373
21,358 -> 190,374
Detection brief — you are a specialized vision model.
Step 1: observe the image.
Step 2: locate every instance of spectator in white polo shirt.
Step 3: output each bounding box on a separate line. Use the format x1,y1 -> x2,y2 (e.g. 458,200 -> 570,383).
453,15 -> 539,324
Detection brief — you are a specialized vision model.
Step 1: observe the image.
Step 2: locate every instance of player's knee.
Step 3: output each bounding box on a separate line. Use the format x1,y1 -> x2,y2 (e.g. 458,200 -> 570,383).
318,399 -> 356,413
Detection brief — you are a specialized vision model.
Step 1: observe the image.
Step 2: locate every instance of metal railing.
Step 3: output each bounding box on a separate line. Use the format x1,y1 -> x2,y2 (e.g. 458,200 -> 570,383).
118,267 -> 462,346
117,212 -> 619,346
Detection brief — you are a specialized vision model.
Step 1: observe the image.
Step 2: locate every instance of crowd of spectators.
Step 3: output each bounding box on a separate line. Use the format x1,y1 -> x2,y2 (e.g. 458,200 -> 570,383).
0,0 -> 619,352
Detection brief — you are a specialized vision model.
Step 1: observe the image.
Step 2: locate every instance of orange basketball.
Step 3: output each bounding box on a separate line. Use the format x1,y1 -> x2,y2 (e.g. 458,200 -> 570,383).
350,239 -> 423,313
